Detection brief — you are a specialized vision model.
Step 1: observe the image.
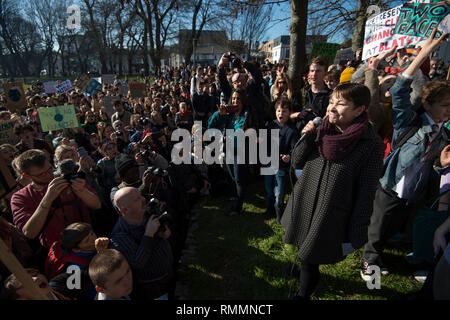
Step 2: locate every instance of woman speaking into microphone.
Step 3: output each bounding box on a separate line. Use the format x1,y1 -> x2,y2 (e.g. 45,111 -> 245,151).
281,82 -> 385,300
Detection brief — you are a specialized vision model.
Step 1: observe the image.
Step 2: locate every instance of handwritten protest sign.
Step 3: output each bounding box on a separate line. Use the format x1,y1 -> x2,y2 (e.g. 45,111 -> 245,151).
394,2 -> 450,38
309,42 -> 341,65
2,82 -> 26,112
55,80 -> 74,94
85,79 -> 102,95
44,81 -> 58,94
362,5 -> 424,60
0,120 -> 20,145
104,96 -> 120,118
129,82 -> 146,98
38,105 -> 79,132
102,74 -> 115,85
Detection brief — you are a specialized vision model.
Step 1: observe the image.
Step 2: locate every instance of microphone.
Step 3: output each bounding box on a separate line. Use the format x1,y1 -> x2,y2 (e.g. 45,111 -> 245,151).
293,117 -> 323,149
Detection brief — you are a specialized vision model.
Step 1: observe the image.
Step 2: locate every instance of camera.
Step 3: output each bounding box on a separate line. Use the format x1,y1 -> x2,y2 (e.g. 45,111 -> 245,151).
55,159 -> 85,181
148,197 -> 171,234
226,52 -> 241,69
115,130 -> 122,136
137,117 -> 150,126
152,167 -> 168,177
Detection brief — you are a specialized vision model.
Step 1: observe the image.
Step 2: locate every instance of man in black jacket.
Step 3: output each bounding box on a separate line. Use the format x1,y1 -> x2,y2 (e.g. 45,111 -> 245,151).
217,53 -> 265,129
291,56 -> 332,132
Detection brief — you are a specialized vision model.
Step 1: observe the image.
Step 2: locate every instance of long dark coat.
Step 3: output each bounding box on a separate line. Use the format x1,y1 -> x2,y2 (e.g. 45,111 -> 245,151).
281,124 -> 384,264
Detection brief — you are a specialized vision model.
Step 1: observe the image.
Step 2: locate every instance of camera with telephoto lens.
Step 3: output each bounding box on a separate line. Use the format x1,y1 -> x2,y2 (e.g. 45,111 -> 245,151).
226,52 -> 241,69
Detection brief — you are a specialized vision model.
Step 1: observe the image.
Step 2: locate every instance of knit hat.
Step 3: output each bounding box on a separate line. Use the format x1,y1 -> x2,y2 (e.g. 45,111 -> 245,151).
115,153 -> 139,176
340,67 -> 355,83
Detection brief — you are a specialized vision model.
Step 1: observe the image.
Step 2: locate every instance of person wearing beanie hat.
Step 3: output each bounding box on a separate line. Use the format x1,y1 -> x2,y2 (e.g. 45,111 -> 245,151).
340,67 -> 355,83
110,153 -> 156,214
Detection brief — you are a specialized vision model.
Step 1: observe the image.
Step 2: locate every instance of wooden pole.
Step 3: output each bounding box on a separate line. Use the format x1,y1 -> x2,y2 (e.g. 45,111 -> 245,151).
0,238 -> 50,300
446,66 -> 450,81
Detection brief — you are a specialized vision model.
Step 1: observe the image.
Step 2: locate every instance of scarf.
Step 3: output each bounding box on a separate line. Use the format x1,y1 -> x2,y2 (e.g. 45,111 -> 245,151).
318,112 -> 368,161
179,109 -> 193,118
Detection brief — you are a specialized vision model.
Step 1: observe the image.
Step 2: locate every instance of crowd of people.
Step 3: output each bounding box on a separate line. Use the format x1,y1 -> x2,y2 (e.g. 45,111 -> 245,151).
0,28 -> 449,300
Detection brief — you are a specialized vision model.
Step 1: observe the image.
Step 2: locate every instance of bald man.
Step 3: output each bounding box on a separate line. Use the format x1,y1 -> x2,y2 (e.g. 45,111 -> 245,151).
110,187 -> 174,300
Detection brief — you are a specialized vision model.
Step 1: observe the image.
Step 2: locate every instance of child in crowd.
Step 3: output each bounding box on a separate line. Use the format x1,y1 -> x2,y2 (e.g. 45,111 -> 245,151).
88,249 -> 133,300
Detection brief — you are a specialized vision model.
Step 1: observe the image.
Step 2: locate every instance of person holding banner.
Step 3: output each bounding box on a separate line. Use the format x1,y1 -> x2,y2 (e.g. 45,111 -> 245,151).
361,28 -> 450,279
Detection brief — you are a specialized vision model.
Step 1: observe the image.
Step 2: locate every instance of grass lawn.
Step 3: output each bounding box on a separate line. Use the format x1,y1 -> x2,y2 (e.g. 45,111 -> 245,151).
181,172 -> 424,300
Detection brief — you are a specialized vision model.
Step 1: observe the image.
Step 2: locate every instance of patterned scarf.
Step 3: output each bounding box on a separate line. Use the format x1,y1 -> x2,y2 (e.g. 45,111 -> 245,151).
318,112 -> 368,161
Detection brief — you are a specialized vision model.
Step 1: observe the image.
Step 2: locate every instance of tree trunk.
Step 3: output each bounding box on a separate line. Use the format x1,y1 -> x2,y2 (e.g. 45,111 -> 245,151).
352,0 -> 370,52
143,23 -> 149,76
288,0 -> 308,95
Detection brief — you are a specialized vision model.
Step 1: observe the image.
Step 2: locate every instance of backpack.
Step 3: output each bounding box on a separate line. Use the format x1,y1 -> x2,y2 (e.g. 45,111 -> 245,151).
45,241 -> 90,280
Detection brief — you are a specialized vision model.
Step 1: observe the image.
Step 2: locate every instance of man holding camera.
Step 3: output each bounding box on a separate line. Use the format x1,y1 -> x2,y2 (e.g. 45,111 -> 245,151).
10,149 -> 101,250
111,187 -> 173,300
218,52 -> 265,129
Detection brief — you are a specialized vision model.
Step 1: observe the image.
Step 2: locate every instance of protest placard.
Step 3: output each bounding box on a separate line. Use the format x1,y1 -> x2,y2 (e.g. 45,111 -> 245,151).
44,81 -> 58,94
104,96 -> 120,118
85,78 -> 102,95
38,105 -> 79,132
55,80 -> 74,94
2,82 -> 26,112
394,2 -> 450,38
362,5 -> 424,60
309,42 -> 341,65
129,82 -> 146,98
102,74 -> 115,85
334,47 -> 354,64
0,120 -> 20,145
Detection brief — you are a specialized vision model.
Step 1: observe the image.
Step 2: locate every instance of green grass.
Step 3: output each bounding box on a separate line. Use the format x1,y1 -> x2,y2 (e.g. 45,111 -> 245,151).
181,174 -> 424,300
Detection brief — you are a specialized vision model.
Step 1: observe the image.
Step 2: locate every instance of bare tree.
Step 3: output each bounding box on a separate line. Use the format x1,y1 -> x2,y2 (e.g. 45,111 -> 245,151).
120,0 -> 178,73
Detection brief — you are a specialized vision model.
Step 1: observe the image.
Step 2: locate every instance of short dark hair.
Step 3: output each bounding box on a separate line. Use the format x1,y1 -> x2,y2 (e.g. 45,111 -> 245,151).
89,249 -> 127,288
421,80 -> 450,106
13,123 -> 35,136
14,149 -> 49,175
332,82 -> 371,108
274,95 -> 292,112
60,222 -> 92,252
311,56 -> 329,69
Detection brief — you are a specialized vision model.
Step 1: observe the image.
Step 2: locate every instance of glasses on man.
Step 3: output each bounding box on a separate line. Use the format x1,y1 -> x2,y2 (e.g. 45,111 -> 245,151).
28,166 -> 53,178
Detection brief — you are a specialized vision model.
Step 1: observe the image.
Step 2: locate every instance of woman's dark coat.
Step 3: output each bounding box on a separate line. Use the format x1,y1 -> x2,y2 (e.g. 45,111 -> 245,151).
281,124 -> 384,264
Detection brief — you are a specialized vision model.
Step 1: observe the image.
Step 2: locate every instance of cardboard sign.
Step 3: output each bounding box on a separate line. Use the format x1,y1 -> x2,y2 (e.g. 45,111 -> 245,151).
85,79 -> 102,95
38,105 -> 79,132
2,82 -> 26,112
309,42 -> 341,65
334,47 -> 354,64
362,5 -> 424,60
0,120 -> 20,145
44,81 -> 58,94
104,96 -> 120,118
129,82 -> 146,98
55,80 -> 74,94
394,2 -> 450,38
102,74 -> 115,85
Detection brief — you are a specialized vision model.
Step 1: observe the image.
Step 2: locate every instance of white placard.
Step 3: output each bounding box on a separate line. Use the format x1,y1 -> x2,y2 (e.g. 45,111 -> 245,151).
362,5 -> 423,60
